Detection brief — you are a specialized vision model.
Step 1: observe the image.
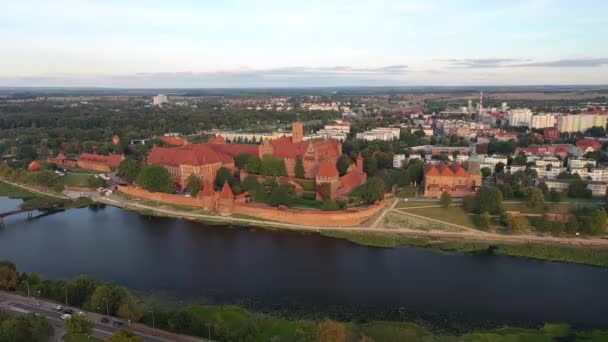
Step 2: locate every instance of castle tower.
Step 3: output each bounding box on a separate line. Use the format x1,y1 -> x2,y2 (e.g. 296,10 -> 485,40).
217,181 -> 234,216
292,122 -> 304,143
356,153 -> 364,174
112,135 -> 120,145
315,160 -> 339,201
197,179 -> 216,212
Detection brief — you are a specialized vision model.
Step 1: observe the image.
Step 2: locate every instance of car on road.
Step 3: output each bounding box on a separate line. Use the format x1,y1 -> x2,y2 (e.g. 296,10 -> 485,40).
53,305 -> 63,311
77,311 -> 86,316
61,314 -> 72,320
30,300 -> 41,307
112,320 -> 124,327
63,309 -> 74,315
101,317 -> 110,324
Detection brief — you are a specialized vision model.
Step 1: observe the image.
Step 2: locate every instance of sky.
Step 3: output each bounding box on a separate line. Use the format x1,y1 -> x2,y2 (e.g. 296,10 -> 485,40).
1,0 -> 607,88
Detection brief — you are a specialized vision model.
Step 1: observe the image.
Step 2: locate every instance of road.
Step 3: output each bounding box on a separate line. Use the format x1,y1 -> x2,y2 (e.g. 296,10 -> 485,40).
0,291 -> 205,341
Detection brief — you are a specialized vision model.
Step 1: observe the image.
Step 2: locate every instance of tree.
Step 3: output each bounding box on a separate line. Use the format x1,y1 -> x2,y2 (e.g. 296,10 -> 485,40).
234,153 -> 251,170
336,154 -> 351,176
525,187 -> 545,210
185,175 -> 202,197
321,199 -> 339,211
568,179 -> 592,198
215,167 -> 234,190
86,285 -> 126,316
439,191 -> 452,208
64,315 -> 94,336
317,320 -> 347,342
481,167 -> 492,178
268,184 -> 294,207
363,176 -> 385,204
588,209 -> 607,236
0,314 -> 53,342
66,274 -> 97,307
87,176 -> 105,188
506,214 -> 527,232
260,156 -> 287,177
0,260 -> 17,290
397,169 -> 411,187
478,212 -> 492,230
478,187 -> 503,214
295,156 -> 305,179
53,181 -> 65,193
117,301 -> 143,322
494,162 -> 505,174
245,156 -> 261,174
363,157 -> 378,176
548,189 -> 563,203
106,329 -> 142,342
136,165 -> 173,193
117,158 -> 141,183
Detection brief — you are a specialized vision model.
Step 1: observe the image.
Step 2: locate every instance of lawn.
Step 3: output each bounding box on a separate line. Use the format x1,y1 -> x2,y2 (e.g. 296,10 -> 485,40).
383,212 -> 467,232
399,205 -> 477,228
0,181 -> 40,199
61,174 -> 92,187
63,333 -> 101,342
395,200 -> 440,209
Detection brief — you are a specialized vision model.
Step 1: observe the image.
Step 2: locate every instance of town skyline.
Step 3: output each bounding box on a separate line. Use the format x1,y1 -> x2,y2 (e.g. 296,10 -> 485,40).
2,0 -> 608,87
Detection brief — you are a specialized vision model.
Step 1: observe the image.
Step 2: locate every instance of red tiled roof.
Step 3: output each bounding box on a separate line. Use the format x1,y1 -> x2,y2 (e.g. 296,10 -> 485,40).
436,162 -> 455,177
161,137 -> 187,146
339,172 -> 363,189
79,153 -> 124,167
424,164 -> 440,176
209,136 -> 226,144
148,144 -> 225,167
269,137 -> 340,159
317,160 -> 339,178
28,161 -> 41,171
576,138 -> 602,152
208,143 -> 259,157
219,181 -> 233,199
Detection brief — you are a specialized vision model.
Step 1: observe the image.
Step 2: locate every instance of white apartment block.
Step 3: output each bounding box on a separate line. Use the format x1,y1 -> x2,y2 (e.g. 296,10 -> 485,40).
533,166 -> 566,180
456,154 -> 469,163
508,108 -> 533,127
568,158 -> 597,169
393,154 -> 406,168
557,114 -> 608,133
535,156 -> 562,168
571,167 -> 608,182
481,154 -> 508,168
530,114 -> 556,129
356,127 -> 401,141
409,154 -> 422,161
152,94 -> 169,107
507,165 -> 527,173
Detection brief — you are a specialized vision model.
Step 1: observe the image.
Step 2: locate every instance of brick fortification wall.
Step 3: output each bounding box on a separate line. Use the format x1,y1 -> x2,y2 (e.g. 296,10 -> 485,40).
117,186 -> 385,227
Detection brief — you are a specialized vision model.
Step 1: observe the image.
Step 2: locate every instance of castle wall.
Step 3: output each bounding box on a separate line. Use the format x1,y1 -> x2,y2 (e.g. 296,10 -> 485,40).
117,186 -> 385,227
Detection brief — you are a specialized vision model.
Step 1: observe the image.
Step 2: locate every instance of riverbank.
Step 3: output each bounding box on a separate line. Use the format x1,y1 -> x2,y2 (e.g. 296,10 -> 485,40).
3,178 -> 608,268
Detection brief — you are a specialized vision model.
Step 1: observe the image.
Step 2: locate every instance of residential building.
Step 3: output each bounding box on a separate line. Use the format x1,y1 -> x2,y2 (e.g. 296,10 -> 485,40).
508,108 -> 533,127
535,156 -> 563,168
533,166 -> 565,180
393,154 -> 406,168
355,127 -> 401,141
423,162 -> 481,198
77,153 -> 125,172
543,127 -> 560,141
557,114 -> 608,133
530,113 -> 556,129
507,165 -> 526,173
514,144 -> 581,159
544,179 -> 607,197
576,138 -> 603,154
152,94 -> 169,107
568,158 -> 596,169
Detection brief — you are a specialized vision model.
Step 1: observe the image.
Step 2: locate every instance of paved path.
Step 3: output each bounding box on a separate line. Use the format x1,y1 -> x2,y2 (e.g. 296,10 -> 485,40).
370,198 -> 398,228
391,208 -> 485,234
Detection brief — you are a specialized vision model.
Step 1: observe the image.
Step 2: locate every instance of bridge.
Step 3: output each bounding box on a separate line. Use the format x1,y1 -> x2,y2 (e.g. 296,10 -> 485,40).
0,197 -> 73,227
0,209 -> 33,227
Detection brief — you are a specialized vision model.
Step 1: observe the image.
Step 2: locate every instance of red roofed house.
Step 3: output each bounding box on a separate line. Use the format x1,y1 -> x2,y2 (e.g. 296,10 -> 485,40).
543,127 -> 560,141
160,136 -> 188,146
47,153 -> 78,168
576,138 -> 602,154
423,162 -> 481,198
27,161 -> 41,171
495,132 -> 519,142
514,144 -> 579,159
77,153 -> 125,172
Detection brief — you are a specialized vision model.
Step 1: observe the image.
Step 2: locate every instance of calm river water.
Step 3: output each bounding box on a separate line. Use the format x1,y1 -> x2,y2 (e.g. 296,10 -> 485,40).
0,197 -> 607,329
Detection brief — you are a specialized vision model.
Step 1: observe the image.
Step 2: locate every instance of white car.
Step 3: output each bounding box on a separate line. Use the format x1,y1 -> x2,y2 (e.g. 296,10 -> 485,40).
54,305 -> 63,311
61,314 -> 72,320
77,311 -> 86,316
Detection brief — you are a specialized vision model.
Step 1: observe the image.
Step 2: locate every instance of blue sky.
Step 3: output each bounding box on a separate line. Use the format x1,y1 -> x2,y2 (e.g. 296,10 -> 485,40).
1,0 -> 607,87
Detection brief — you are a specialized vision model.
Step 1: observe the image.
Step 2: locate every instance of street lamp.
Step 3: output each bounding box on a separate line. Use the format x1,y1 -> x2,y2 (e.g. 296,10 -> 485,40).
103,297 -> 109,316
22,280 -> 30,298
149,309 -> 155,329
63,287 -> 68,306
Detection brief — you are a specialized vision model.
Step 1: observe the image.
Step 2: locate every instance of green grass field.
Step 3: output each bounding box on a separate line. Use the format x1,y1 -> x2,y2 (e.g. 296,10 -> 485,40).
397,205 -> 477,228
502,201 -> 601,214
61,174 -> 92,187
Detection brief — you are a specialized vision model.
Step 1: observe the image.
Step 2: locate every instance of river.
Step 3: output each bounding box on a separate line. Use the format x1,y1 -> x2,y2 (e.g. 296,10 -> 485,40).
0,197 -> 607,329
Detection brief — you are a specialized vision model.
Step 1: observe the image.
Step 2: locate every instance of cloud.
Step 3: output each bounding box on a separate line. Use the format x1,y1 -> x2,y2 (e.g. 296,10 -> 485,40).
445,58 -> 608,68
0,65 -> 409,88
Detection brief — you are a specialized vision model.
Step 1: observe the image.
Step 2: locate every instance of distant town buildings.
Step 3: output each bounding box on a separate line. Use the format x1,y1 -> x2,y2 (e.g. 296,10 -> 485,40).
152,94 -> 169,107
557,113 -> 608,133
355,127 -> 400,141
508,108 -> 533,127
306,121 -> 351,141
530,113 -> 556,129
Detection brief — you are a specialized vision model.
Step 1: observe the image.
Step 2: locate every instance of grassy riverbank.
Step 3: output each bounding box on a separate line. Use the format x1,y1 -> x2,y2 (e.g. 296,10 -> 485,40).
320,231 -> 608,267
0,181 -> 40,199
